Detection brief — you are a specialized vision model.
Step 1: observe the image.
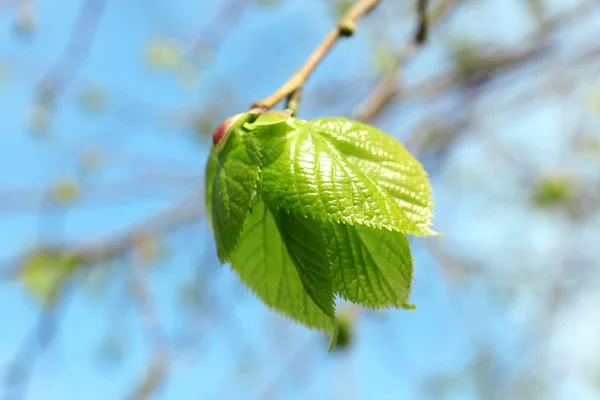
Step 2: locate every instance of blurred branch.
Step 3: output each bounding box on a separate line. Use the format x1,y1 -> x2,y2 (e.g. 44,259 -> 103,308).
2,289 -> 72,400
251,0 -> 380,110
0,173 -> 202,212
188,0 -> 250,58
353,0 -> 460,121
415,0 -> 429,44
124,256 -> 169,400
1,191 -> 205,281
354,0 -> 598,121
71,192 -> 205,264
35,0 -> 106,112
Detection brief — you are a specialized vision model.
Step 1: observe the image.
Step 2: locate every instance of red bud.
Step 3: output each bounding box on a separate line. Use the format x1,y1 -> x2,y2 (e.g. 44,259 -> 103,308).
212,113 -> 243,146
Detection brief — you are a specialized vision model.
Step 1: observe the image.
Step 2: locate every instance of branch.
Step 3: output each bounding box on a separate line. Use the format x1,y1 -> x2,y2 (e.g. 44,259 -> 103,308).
415,0 -> 430,44
2,290 -> 72,400
71,193 -> 205,263
251,0 -> 380,110
354,0 -> 598,122
37,0 -> 106,99
188,0 -> 250,58
353,0 -> 460,121
124,257 -> 169,400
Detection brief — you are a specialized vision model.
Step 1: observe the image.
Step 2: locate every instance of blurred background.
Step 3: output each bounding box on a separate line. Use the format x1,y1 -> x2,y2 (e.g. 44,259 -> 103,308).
1,0 -> 600,399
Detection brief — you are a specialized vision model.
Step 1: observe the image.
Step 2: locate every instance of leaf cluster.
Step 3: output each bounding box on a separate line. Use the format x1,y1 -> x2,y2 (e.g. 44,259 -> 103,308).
205,112 -> 436,348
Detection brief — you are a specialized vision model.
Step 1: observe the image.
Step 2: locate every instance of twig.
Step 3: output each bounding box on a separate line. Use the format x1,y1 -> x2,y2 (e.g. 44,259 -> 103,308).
35,0 -> 106,113
2,289 -> 72,400
188,0 -> 250,59
71,192 -> 205,263
124,256 -> 169,400
251,0 -> 380,110
285,88 -> 303,116
0,173 -> 202,213
415,0 -> 429,44
353,0 -> 598,122
353,0 -> 460,121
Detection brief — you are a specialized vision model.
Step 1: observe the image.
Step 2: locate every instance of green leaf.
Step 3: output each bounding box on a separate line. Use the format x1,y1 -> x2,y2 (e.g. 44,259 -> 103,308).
244,110 -> 292,129
256,117 -> 435,235
230,198 -> 337,344
210,129 -> 261,262
205,148 -> 217,228
311,118 -> 435,235
272,208 -> 335,318
326,222 -> 415,309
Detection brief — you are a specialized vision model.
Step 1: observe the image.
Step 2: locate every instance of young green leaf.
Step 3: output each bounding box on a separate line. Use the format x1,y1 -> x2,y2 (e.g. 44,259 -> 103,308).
209,128 -> 261,262
244,110 -> 292,129
272,208 -> 335,318
325,222 -> 415,309
205,149 -> 217,228
230,198 -> 338,344
311,117 -> 434,234
256,117 -> 435,235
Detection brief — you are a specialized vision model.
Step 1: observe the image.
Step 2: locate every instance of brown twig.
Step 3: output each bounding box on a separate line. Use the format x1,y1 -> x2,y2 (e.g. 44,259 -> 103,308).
251,0 -> 380,110
415,0 -> 430,44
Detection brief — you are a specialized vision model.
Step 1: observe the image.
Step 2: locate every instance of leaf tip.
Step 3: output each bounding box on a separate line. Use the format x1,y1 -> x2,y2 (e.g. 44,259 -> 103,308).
327,324 -> 340,352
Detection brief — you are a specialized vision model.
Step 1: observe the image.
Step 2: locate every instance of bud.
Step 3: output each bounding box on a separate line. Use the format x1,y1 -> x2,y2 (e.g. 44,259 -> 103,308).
212,113 -> 250,150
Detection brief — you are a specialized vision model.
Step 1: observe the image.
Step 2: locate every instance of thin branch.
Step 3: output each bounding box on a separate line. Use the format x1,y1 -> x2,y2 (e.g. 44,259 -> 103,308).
354,0 -> 598,122
2,289 -> 72,400
188,0 -> 250,58
124,256 -> 169,400
37,0 -> 106,99
285,88 -> 303,116
71,192 -> 205,263
353,0 -> 460,121
415,0 -> 429,44
0,173 -> 202,213
251,0 -> 380,110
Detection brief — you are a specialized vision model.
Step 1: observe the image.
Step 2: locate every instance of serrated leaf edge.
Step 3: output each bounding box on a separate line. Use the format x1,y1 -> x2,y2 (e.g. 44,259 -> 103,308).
214,134 -> 263,263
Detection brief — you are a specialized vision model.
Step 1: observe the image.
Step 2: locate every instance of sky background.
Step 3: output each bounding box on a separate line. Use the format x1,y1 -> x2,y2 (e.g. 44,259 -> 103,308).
1,0 -> 600,399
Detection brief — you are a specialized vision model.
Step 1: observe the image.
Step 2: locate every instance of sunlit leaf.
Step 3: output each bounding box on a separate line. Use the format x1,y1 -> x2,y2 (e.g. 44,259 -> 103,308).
230,198 -> 338,344
205,113 -> 436,344
257,117 -> 435,235
207,114 -> 262,262
326,222 -> 415,309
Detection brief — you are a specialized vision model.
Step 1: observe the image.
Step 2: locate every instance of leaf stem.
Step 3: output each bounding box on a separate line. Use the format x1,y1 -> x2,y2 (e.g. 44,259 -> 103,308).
285,87 -> 303,116
251,0 -> 380,110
